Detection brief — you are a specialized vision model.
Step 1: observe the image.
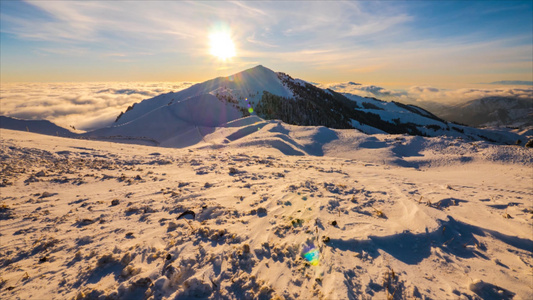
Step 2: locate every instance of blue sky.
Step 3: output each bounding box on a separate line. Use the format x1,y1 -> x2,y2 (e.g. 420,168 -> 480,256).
1,0 -> 532,87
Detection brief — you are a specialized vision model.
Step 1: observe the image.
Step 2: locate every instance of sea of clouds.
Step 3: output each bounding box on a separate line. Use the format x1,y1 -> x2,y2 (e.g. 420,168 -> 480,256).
321,82 -> 533,105
2,81 -> 531,132
0,82 -> 194,132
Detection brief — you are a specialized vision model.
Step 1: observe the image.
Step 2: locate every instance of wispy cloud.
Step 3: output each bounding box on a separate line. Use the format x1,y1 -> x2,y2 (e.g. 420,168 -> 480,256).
1,1 -> 531,84
2,1 -> 411,58
344,14 -> 412,37
230,1 -> 268,17
246,33 -> 279,48
3,1 -> 201,53
36,46 -> 89,57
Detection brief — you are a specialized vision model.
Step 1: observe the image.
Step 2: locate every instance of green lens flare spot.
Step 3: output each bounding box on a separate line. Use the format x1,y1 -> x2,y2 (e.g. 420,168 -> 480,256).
248,107 -> 254,113
303,248 -> 319,266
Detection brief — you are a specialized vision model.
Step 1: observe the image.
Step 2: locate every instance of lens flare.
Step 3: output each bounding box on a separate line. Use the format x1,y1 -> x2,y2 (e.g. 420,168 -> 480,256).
302,243 -> 319,266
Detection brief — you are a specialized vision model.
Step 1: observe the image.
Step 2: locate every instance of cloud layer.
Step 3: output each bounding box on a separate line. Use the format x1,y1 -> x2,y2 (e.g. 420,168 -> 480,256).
321,82 -> 533,105
406,86 -> 533,104
3,80 -> 530,134
0,82 -> 193,131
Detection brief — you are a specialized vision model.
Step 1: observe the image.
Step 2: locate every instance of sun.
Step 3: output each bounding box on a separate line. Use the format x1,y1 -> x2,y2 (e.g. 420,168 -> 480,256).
209,31 -> 236,60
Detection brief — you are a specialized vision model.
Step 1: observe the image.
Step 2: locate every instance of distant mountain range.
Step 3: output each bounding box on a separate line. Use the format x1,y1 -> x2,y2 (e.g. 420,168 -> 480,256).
1,66 -> 528,146
324,81 -> 532,129
431,96 -> 532,128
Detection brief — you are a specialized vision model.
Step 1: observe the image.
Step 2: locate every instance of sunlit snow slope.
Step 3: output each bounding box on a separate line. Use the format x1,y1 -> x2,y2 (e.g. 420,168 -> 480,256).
1,127 -> 532,300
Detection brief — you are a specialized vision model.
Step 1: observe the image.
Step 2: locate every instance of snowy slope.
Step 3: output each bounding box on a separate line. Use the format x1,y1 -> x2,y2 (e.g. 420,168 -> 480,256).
87,94 -> 243,147
274,76 -> 524,144
340,93 -> 526,144
1,126 -> 532,300
89,66 -> 306,146
324,81 -> 533,129
114,65 -> 293,126
0,116 -> 75,137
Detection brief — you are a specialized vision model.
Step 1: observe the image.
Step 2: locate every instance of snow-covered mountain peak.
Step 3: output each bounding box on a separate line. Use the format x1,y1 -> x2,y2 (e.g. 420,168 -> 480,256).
87,66 -> 530,146
113,65 -> 295,126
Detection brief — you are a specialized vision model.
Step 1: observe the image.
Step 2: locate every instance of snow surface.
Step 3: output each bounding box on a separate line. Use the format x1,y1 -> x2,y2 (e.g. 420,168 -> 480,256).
1,124 -> 532,300
0,116 -> 75,137
88,94 -> 243,148
114,65 -> 293,127
340,94 -> 525,144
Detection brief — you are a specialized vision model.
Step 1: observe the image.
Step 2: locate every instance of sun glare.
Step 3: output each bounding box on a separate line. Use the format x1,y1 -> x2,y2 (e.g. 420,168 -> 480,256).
209,31 -> 236,60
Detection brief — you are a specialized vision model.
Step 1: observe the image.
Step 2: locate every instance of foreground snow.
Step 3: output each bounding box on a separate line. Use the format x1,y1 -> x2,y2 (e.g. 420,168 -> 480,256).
0,127 -> 532,300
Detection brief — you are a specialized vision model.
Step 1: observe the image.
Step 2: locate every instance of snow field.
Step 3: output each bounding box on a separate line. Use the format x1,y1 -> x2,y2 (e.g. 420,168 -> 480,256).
0,128 -> 532,299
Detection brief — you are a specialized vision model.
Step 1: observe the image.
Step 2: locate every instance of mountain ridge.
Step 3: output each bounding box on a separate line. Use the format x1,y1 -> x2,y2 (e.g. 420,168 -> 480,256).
106,65 -> 523,145
434,96 -> 533,128
0,116 -> 75,137
1,66 -> 528,147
